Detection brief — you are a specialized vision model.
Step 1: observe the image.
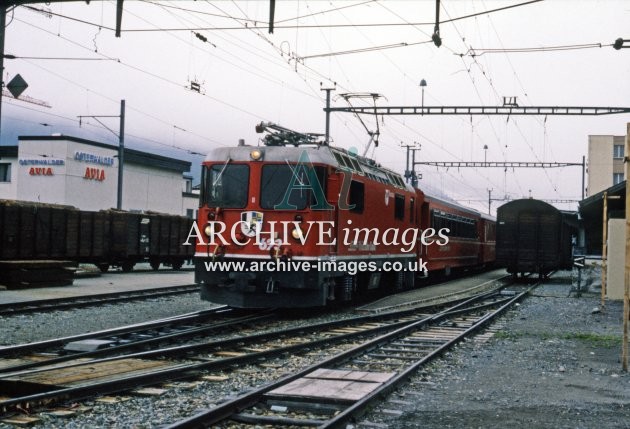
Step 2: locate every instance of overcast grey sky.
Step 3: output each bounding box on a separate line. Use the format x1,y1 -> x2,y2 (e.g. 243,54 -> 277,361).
2,0 -> 629,213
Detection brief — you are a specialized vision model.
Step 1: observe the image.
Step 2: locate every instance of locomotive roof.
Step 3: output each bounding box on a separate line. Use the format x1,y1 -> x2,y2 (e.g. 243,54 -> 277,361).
204,144 -> 413,191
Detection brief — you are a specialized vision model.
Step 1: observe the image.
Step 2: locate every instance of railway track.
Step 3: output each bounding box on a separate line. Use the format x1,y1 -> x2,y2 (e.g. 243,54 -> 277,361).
0,284 -> 201,317
0,283 -> 530,422
0,306 -> 275,374
164,285 -> 534,428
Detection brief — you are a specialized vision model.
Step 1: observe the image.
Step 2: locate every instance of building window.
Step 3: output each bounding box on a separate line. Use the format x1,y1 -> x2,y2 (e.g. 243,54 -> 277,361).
613,144 -> 624,159
186,209 -> 194,219
613,173 -> 624,185
0,163 -> 10,182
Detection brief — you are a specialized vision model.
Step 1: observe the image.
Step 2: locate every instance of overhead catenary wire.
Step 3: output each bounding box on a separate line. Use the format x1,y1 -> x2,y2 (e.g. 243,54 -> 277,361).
373,1 -> 512,205
381,46 -> 510,199
441,3 -> 561,199
7,1 -> 593,209
26,0 -> 543,33
458,42 -> 611,57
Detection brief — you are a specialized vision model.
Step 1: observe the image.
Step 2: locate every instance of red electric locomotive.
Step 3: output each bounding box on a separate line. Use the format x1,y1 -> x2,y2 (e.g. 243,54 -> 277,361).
193,123 -> 495,308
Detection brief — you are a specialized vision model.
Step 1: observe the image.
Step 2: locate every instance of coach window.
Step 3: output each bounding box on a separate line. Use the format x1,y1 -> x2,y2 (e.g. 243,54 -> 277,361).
394,194 -> 405,220
349,180 -> 364,213
205,164 -> 249,208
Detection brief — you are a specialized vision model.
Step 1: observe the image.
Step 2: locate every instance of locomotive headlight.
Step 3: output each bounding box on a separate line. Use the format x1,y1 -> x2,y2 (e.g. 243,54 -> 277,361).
291,226 -> 303,240
250,149 -> 263,161
204,224 -> 214,236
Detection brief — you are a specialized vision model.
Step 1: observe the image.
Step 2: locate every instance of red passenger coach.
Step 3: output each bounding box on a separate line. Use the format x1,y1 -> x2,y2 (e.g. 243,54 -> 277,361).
478,214 -> 497,266
194,123 -> 496,308
418,194 -> 484,275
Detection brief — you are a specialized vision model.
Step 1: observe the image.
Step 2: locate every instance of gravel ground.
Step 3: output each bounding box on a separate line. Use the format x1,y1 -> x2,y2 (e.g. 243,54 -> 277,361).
1,269 -> 629,428
0,293 -> 214,346
0,291 -> 358,428
363,270 -> 630,429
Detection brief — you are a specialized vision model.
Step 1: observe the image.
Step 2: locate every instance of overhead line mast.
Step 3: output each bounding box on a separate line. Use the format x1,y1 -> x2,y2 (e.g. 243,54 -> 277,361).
326,105 -> 630,116
323,95 -> 629,201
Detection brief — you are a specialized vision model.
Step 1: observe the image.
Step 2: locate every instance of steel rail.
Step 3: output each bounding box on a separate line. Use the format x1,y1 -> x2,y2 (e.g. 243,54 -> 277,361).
0,284 -> 200,316
162,290 -> 508,428
321,285 -> 535,428
0,311 -> 274,375
0,293 -> 489,412
0,306 -> 230,357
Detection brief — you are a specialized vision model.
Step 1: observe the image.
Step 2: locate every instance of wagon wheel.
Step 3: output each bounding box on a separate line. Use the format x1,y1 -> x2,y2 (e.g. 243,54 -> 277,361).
97,263 -> 109,273
171,260 -> 184,271
150,260 -> 161,271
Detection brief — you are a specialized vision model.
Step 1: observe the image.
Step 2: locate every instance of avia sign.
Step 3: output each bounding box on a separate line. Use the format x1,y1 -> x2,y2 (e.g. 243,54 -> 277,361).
29,167 -> 54,176
84,167 -> 105,181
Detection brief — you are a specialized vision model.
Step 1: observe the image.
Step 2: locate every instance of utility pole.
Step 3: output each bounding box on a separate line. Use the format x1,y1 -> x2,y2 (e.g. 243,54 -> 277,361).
0,6 -> 7,144
402,143 -> 421,187
581,155 -> 586,200
78,99 -> 126,209
623,121 -> 630,372
117,100 -> 125,210
321,84 -> 335,145
488,189 -> 492,215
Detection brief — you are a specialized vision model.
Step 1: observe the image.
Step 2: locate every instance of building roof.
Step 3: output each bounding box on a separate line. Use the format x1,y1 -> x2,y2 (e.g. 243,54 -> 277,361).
18,135 -> 191,173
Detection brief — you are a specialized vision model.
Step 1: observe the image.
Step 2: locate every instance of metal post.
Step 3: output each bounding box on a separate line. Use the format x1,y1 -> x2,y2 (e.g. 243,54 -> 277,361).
421,88 -> 425,114
0,7 -> 6,144
582,155 -> 586,200
623,122 -> 630,371
405,145 -> 410,183
411,148 -> 417,188
602,191 -> 608,309
323,87 -> 332,146
117,100 -> 125,210
488,189 -> 492,215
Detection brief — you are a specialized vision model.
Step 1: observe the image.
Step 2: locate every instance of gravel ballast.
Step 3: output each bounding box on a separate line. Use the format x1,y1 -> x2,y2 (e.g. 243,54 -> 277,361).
365,271 -> 630,429
0,270 -> 628,428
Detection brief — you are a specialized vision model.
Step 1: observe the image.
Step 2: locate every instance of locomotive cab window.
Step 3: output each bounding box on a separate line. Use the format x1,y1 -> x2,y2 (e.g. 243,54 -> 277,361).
394,194 -> 405,220
261,165 -> 327,210
204,164 -> 249,208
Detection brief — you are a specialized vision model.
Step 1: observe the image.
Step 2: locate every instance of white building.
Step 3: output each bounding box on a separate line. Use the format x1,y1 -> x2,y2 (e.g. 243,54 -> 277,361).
0,135 -> 199,216
587,134 -> 626,197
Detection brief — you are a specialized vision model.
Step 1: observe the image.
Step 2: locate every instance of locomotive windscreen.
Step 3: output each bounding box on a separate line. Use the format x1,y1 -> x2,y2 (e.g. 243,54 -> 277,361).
260,165 -> 327,210
204,164 -> 249,208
